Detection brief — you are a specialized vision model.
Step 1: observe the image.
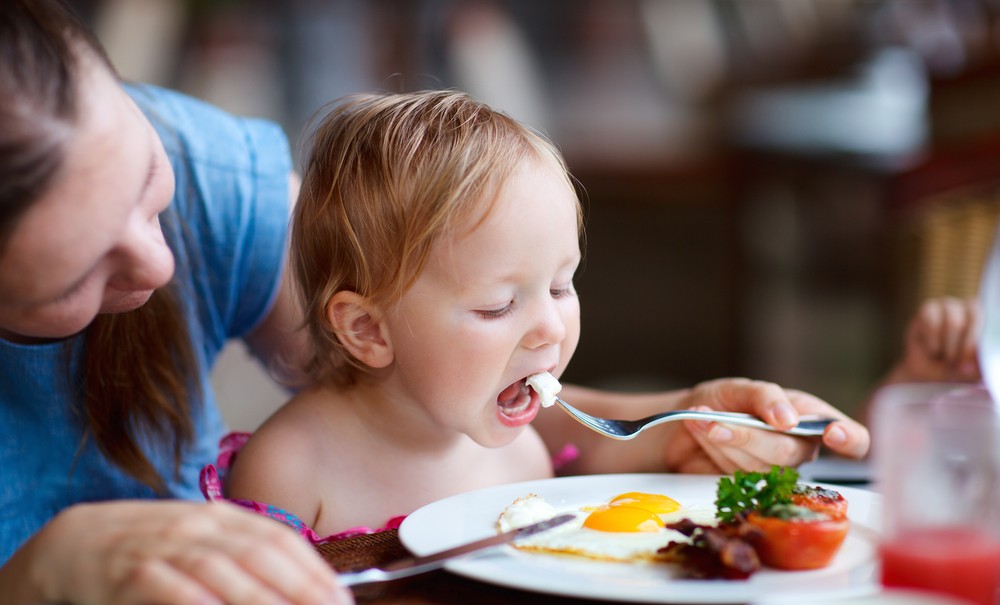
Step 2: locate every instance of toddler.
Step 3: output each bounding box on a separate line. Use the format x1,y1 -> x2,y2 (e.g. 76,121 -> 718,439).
206,90 -> 583,540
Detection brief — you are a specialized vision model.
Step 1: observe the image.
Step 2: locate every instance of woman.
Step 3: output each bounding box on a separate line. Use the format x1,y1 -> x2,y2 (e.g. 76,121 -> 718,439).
0,2 -> 348,604
0,1 -> 867,604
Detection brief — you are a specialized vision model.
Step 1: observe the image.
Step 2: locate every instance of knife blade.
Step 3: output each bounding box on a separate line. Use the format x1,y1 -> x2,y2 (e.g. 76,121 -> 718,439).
338,513 -> 576,587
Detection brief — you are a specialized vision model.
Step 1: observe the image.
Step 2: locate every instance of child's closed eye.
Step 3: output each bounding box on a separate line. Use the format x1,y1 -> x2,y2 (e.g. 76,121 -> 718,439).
476,302 -> 513,320
550,284 -> 576,298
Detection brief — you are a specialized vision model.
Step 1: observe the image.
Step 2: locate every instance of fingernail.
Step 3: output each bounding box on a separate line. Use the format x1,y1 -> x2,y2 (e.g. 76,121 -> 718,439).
709,426 -> 733,443
692,419 -> 713,433
689,407 -> 713,433
825,424 -> 847,446
773,402 -> 797,427
958,361 -> 977,377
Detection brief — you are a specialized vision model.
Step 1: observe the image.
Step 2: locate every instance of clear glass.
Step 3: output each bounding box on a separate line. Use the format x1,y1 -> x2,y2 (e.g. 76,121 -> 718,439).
872,383 -> 1000,605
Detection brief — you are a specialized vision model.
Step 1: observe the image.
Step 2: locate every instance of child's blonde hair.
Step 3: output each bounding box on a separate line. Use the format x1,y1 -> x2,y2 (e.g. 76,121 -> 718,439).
292,89 -> 581,386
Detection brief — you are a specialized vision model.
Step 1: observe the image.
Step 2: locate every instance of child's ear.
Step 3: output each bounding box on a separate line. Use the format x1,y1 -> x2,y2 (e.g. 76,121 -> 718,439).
325,291 -> 393,369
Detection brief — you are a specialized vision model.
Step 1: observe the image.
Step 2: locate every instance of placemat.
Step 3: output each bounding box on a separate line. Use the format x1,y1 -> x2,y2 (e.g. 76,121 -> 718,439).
316,529 -> 411,572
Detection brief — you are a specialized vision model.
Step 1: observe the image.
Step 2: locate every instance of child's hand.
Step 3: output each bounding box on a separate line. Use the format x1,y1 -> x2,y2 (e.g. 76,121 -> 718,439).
663,378 -> 870,475
892,297 -> 981,383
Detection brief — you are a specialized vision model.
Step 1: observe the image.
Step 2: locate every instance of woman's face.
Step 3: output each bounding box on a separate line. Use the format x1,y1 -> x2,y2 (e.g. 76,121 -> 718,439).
0,55 -> 175,342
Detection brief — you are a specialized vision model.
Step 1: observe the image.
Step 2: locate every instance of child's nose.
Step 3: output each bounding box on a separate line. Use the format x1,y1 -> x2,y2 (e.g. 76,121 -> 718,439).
525,299 -> 567,349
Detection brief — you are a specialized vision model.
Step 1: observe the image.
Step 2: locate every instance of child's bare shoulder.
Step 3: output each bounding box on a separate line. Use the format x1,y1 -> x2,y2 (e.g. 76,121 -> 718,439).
226,388 -> 347,510
247,390 -> 329,446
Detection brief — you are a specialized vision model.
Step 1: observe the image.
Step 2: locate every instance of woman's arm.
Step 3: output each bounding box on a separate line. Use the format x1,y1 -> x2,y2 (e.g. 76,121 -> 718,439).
244,173 -> 309,387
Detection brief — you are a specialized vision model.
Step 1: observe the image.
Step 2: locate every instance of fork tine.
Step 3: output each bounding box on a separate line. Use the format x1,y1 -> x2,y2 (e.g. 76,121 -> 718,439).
555,398 -> 595,429
555,398 -> 633,440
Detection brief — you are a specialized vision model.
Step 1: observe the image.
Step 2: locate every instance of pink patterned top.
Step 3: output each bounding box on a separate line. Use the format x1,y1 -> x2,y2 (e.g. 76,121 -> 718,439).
199,432 -> 580,545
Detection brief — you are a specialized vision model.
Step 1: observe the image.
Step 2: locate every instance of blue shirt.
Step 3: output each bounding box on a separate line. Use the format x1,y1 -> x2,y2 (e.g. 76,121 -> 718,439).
0,85 -> 292,563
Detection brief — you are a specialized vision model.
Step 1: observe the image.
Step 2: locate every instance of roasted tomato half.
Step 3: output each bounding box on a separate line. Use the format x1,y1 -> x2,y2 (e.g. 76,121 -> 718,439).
745,506 -> 850,570
791,484 -> 848,520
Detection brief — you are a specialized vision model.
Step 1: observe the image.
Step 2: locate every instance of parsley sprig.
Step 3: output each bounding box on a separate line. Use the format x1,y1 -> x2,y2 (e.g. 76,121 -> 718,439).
715,465 -> 799,522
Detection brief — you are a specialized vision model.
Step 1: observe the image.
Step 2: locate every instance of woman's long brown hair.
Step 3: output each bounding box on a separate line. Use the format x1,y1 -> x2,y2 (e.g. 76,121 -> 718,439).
0,0 -> 197,493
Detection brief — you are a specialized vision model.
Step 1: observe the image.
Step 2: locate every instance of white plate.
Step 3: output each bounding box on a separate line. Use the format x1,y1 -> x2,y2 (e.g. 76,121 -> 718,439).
399,473 -> 881,603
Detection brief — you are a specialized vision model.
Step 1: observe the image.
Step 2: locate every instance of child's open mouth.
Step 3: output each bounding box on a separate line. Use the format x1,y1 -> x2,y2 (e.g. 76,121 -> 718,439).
496,378 -> 539,426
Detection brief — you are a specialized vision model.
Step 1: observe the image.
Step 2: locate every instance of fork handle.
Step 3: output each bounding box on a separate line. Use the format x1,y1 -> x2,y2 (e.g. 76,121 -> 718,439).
646,410 -> 834,436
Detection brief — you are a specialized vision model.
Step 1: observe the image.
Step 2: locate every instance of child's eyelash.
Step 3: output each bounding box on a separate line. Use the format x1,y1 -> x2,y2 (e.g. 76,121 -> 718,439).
551,285 -> 575,298
477,304 -> 513,320
477,286 -> 575,319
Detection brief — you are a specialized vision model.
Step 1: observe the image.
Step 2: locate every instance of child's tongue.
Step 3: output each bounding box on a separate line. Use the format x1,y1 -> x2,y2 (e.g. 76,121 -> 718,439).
497,379 -> 530,412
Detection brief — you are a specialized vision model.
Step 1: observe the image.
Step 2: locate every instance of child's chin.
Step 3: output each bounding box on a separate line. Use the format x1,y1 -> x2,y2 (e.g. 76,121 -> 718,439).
475,424 -> 529,449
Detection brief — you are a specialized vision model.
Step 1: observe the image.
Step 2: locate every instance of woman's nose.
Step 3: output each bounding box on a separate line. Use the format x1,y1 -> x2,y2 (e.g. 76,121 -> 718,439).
108,216 -> 175,291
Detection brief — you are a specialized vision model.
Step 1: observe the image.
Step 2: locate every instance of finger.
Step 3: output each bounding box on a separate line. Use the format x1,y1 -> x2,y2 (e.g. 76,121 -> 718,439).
685,411 -> 809,472
785,389 -> 870,458
821,420 -> 871,459
939,297 -> 968,363
957,298 -> 983,377
230,535 -> 344,605
784,389 -> 849,420
681,414 -> 742,474
162,504 -> 345,605
667,426 -> 727,475
211,505 -> 347,605
113,558 -> 223,605
909,300 -> 944,358
701,379 -> 799,431
662,423 -> 703,473
710,424 -> 819,469
178,546 -> 289,605
211,504 -> 339,589
683,425 -> 743,474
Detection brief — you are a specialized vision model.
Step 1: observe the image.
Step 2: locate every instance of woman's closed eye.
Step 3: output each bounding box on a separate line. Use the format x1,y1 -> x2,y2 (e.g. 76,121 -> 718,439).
50,276 -> 90,306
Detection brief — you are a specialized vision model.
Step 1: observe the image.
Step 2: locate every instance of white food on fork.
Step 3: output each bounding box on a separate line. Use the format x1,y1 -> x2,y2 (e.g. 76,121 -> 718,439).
527,372 -> 562,408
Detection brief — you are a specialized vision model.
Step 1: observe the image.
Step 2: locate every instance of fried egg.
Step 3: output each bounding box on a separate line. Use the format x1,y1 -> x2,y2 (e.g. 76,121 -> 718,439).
497,492 -> 716,562
526,372 -> 561,407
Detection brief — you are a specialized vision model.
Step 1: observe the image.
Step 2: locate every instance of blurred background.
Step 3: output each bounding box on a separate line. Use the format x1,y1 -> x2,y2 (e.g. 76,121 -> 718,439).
70,0 -> 1000,430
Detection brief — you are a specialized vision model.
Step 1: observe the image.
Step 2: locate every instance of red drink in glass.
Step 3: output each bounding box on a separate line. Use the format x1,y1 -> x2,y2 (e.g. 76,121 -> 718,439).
881,527 -> 1000,605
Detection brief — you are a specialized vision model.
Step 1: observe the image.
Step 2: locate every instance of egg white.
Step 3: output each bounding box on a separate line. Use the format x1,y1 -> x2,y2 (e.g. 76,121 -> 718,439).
497,493 -> 717,563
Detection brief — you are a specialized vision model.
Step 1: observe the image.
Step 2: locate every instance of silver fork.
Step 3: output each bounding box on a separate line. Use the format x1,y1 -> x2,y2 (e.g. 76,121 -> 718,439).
554,397 -> 834,441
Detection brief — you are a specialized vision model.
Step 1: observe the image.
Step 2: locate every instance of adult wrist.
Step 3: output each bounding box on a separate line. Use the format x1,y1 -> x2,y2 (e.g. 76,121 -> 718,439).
0,526 -> 57,605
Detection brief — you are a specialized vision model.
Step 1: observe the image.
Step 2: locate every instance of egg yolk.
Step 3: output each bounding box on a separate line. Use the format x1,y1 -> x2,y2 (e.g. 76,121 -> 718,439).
583,505 -> 664,533
608,492 -> 681,515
